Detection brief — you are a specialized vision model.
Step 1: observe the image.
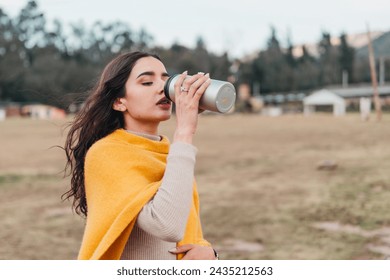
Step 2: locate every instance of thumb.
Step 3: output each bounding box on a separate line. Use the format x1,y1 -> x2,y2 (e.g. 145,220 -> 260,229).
168,244 -> 195,254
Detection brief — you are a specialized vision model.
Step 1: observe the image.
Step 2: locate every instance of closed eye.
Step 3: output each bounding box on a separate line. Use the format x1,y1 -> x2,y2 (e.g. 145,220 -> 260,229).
142,82 -> 153,86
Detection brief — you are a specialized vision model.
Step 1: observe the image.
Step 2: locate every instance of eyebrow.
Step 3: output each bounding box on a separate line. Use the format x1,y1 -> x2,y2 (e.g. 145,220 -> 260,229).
136,71 -> 170,79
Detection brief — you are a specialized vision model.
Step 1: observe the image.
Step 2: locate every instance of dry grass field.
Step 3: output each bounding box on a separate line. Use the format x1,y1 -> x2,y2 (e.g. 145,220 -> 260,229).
1,113 -> 390,260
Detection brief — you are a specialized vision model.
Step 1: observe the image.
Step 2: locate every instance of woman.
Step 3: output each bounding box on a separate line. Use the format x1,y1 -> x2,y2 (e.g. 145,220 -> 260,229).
63,51 -> 217,260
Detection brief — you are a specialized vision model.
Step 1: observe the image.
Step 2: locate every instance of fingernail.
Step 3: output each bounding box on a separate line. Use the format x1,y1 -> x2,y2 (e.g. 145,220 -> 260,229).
198,72 -> 204,75
168,247 -> 178,253
182,70 -> 188,75
205,73 -> 210,77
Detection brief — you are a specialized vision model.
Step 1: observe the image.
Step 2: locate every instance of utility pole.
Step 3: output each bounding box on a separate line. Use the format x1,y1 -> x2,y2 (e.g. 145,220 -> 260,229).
379,57 -> 385,85
367,24 -> 382,121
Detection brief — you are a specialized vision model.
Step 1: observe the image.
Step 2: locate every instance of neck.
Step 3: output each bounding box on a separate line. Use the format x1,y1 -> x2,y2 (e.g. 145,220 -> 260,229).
126,130 -> 162,141
124,120 -> 159,136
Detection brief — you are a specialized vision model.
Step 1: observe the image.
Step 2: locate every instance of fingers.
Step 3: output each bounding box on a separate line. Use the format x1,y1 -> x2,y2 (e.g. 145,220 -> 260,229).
174,70 -> 188,96
183,73 -> 210,97
168,244 -> 195,254
182,73 -> 205,93
172,245 -> 216,260
192,73 -> 211,102
174,71 -> 210,97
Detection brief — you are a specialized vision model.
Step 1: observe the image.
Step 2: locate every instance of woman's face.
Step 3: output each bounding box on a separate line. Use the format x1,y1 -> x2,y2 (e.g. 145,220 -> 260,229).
120,56 -> 171,131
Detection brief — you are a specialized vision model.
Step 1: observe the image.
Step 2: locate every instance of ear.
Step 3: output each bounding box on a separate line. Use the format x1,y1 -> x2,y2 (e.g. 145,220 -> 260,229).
112,98 -> 126,112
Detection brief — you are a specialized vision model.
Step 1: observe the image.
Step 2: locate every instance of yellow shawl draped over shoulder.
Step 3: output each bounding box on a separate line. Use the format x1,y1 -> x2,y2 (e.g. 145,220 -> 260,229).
78,129 -> 209,260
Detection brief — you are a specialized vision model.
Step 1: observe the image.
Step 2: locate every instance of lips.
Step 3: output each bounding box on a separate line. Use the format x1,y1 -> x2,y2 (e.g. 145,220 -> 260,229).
156,97 -> 171,105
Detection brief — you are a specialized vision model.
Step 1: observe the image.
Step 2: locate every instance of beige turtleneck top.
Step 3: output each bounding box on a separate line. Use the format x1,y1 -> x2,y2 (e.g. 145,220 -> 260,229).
120,131 -> 197,260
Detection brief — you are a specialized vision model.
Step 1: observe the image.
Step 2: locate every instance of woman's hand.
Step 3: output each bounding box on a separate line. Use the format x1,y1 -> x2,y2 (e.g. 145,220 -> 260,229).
169,244 -> 217,260
173,71 -> 211,144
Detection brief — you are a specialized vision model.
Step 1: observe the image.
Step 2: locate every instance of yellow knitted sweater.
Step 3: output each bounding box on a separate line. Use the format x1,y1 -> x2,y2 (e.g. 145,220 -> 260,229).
78,129 -> 210,260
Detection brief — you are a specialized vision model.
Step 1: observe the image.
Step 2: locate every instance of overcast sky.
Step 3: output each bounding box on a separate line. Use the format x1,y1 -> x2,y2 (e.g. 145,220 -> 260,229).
1,0 -> 390,58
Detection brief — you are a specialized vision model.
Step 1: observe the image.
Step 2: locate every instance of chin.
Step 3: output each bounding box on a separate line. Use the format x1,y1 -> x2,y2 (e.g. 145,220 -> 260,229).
160,110 -> 172,120
160,114 -> 171,121
150,111 -> 171,122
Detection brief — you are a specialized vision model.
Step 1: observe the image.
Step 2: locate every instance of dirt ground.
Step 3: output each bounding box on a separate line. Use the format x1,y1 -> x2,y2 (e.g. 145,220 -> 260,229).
1,113 -> 390,259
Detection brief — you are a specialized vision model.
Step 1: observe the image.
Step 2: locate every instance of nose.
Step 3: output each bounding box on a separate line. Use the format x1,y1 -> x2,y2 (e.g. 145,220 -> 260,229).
158,79 -> 166,94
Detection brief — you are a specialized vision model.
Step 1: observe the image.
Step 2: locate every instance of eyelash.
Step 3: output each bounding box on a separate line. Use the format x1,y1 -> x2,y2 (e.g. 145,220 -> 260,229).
142,82 -> 153,86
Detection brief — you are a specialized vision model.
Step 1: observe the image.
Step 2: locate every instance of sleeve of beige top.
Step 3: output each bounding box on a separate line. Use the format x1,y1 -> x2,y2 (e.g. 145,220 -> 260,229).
136,141 -> 197,242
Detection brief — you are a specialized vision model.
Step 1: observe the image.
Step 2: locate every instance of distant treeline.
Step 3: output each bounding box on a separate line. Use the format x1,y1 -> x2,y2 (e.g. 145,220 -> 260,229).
0,1 -> 387,110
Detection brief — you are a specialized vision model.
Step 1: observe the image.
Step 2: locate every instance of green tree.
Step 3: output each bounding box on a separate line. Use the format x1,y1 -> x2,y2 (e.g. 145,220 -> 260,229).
284,34 -> 296,90
295,45 -> 320,90
210,52 -> 230,80
137,27 -> 154,50
193,36 -> 211,73
338,32 -> 355,83
0,8 -> 26,101
0,0 -> 235,109
252,26 -> 292,93
15,0 -> 47,66
318,31 -> 340,85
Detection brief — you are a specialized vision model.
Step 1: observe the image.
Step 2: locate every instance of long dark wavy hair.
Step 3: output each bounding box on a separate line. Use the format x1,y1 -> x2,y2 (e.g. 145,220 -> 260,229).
63,51 -> 161,217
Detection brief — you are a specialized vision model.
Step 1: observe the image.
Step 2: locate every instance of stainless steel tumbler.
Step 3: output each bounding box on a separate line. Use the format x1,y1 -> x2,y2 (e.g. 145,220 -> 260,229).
164,74 -> 236,113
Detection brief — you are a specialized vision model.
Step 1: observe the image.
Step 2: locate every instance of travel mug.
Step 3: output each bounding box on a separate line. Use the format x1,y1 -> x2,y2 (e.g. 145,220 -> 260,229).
164,74 -> 236,113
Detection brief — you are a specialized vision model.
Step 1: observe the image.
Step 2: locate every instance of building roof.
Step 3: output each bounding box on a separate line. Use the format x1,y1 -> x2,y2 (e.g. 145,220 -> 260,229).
329,84 -> 390,98
304,89 -> 346,105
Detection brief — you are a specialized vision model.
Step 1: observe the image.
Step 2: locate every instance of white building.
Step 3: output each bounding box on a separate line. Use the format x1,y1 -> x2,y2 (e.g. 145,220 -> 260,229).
303,89 -> 346,116
0,107 -> 5,121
